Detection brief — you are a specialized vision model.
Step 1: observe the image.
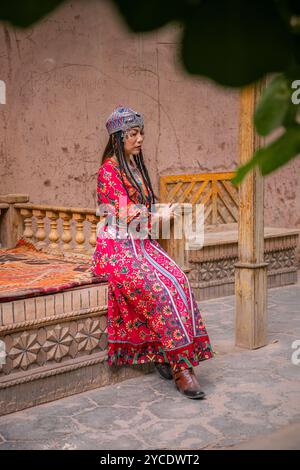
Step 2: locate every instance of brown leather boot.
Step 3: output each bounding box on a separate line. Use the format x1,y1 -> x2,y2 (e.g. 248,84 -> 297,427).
173,367 -> 206,399
154,362 -> 173,380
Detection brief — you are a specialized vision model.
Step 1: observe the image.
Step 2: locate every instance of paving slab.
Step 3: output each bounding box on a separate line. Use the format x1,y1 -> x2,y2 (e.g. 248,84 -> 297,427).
0,281 -> 299,450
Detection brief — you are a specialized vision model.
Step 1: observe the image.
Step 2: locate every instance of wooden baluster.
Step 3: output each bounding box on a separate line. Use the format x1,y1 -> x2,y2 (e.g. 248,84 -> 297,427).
46,210 -> 60,252
20,208 -> 33,242
59,211 -> 72,251
86,214 -> 99,250
73,213 -> 85,252
212,179 -> 218,224
32,209 -> 47,249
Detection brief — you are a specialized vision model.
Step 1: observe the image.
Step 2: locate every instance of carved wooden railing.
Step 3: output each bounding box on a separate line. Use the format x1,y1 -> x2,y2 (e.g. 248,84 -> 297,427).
159,172 -> 238,271
0,194 -> 103,260
0,173 -> 238,267
160,171 -> 238,225
15,203 -> 99,256
0,194 -> 171,262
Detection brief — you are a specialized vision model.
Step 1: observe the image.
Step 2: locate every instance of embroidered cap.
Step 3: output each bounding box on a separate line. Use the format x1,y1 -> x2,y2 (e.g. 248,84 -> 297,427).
105,105 -> 144,135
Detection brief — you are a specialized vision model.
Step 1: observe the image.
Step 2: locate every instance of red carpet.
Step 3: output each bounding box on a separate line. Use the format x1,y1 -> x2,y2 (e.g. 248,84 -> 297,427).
0,238 -> 103,302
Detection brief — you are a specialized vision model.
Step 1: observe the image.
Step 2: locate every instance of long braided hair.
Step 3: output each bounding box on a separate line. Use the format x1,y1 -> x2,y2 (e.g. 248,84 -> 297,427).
100,130 -> 158,208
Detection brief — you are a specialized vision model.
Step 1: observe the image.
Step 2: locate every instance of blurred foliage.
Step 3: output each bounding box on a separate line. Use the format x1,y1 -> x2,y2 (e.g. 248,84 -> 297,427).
231,72 -> 300,184
0,0 -> 64,27
0,0 -> 300,182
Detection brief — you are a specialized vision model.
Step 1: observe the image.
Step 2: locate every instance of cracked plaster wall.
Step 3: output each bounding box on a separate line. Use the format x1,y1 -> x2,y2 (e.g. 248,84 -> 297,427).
0,0 -> 299,243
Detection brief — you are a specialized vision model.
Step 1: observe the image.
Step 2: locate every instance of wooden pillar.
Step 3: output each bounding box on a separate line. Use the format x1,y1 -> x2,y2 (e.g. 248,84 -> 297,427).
235,80 -> 269,349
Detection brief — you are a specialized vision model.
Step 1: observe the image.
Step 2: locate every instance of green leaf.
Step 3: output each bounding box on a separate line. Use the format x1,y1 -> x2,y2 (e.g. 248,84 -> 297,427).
231,126 -> 300,185
111,1 -> 299,87
181,0 -> 294,87
230,150 -> 263,185
254,74 -> 291,136
111,0 -> 193,32
259,125 -> 300,174
282,101 -> 300,128
0,0 -> 65,27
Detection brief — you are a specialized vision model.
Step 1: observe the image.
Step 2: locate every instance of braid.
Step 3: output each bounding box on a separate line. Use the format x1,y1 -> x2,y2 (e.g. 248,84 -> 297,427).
135,152 -> 156,206
113,132 -> 145,205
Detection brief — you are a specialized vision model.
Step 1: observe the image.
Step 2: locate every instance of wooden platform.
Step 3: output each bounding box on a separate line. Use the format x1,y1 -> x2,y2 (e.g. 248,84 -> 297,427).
159,172 -> 299,301
0,267 -> 151,417
187,223 -> 300,300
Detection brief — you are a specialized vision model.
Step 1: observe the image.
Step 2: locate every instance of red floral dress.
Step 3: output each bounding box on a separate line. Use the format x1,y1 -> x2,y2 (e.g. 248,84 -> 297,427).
90,156 -> 215,372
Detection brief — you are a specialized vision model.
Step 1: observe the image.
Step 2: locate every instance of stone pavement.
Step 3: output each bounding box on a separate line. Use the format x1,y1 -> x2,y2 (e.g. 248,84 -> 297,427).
0,281 -> 299,450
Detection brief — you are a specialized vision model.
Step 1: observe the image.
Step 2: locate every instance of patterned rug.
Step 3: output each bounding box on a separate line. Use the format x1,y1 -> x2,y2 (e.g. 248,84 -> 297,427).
0,238 -> 104,302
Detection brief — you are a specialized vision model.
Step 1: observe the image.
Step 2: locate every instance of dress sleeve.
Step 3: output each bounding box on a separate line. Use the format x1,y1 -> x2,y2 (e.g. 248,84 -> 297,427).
96,162 -> 148,226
